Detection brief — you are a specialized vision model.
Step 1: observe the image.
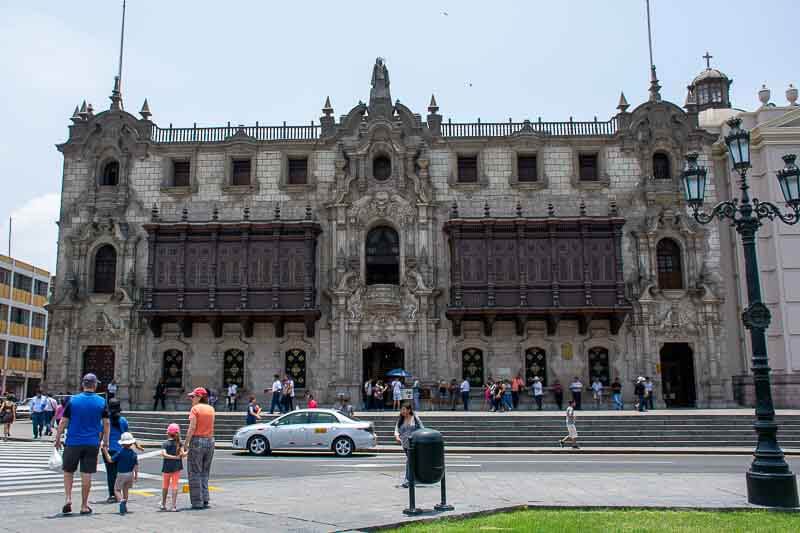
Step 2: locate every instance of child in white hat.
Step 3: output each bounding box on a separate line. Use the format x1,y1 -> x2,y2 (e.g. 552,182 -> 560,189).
101,431 -> 139,514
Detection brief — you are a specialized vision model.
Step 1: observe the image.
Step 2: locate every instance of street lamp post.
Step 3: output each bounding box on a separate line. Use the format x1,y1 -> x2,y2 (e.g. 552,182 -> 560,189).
682,117 -> 800,507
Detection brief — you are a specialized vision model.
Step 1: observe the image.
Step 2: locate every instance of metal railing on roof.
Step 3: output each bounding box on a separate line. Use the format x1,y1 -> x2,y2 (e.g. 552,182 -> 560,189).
149,122 -> 320,143
440,117 -> 617,138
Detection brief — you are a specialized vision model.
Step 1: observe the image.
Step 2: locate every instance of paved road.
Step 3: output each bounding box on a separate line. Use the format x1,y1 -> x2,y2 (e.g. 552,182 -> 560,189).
135,448 -> 800,479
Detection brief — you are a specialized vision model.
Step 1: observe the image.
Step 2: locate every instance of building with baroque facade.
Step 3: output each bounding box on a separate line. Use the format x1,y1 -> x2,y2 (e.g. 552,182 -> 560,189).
46,59 -> 734,409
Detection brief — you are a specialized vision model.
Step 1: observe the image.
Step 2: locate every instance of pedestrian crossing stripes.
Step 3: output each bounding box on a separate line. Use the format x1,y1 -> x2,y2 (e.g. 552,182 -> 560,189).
0,441 -> 90,497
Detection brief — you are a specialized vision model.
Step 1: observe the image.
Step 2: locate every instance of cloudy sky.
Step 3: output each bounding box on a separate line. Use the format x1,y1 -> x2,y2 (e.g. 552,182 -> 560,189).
1,0 -> 798,273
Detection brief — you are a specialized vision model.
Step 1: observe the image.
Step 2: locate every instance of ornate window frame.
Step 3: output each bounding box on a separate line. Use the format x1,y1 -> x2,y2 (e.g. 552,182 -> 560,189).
223,149 -> 258,194
447,148 -> 488,190
571,144 -> 609,190
509,148 -> 548,190
160,149 -> 198,196
88,241 -> 120,297
279,150 -> 316,192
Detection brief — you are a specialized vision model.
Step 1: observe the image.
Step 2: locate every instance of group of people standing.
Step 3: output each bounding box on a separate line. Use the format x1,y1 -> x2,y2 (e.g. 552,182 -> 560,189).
52,373 -> 218,515
267,374 -> 296,414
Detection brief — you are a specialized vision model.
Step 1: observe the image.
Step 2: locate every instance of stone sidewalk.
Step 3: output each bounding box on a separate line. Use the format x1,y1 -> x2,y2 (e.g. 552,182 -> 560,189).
0,464 -> 782,532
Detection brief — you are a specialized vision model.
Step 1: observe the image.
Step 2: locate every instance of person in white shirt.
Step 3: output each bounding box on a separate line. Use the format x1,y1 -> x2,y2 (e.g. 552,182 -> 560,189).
645,377 -> 655,410
268,374 -> 282,414
591,378 -> 604,408
44,394 -> 58,436
227,383 -> 238,411
531,377 -> 544,411
391,378 -> 403,410
364,379 -> 373,411
460,378 -> 471,411
559,400 -> 579,449
569,377 -> 584,410
107,380 -> 118,399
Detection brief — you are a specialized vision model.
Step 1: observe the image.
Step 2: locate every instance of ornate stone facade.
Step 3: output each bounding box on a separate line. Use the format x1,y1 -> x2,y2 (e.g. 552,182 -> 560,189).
46,60 -> 732,408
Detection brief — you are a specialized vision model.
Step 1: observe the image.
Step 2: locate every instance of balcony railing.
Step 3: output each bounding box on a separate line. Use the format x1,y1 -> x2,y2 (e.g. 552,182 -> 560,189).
440,118 -> 617,138
150,123 -> 321,144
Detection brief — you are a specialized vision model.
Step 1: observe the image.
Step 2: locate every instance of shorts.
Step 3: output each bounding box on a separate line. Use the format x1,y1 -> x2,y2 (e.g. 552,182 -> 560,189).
567,423 -> 578,439
393,391 -> 402,401
439,390 -> 447,399
62,445 -> 99,474
162,471 -> 181,490
115,472 -> 134,492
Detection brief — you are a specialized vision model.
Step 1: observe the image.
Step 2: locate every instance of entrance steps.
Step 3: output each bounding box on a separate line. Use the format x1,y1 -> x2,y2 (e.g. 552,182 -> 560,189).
123,410 -> 800,449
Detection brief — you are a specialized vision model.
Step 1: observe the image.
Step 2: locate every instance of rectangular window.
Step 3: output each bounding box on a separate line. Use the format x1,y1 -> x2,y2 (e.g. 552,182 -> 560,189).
34,279 -> 48,297
10,307 -> 29,325
13,274 -> 32,292
172,160 -> 191,187
29,345 -> 44,359
232,159 -> 251,186
9,341 -> 26,357
518,155 -> 538,182
457,155 -> 478,183
0,340 -> 5,356
0,304 -> 7,319
579,154 -> 598,181
32,312 -> 46,329
0,267 -> 10,285
288,158 -> 308,185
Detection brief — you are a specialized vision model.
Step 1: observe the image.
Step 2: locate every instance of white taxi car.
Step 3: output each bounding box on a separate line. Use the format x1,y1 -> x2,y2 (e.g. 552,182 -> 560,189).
232,409 -> 377,457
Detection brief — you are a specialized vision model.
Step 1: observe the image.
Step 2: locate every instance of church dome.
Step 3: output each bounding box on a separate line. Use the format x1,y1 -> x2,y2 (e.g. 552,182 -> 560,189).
687,53 -> 732,112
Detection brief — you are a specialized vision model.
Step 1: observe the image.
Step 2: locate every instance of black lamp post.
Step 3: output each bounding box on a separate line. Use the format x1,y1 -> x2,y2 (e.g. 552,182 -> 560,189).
682,117 -> 800,507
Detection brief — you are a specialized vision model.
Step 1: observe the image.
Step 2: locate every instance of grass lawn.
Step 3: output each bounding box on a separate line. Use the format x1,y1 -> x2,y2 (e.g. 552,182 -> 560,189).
391,509 -> 800,532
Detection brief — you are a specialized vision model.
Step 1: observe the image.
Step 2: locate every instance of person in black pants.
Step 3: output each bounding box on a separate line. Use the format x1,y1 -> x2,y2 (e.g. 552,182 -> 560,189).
153,379 -> 167,411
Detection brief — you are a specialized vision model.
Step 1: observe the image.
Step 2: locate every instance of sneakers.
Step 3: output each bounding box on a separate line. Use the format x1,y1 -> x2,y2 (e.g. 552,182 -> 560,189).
558,440 -> 564,448
119,500 -> 127,515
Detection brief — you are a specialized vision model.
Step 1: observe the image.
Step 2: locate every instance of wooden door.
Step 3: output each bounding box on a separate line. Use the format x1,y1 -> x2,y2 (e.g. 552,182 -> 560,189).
82,346 -> 115,393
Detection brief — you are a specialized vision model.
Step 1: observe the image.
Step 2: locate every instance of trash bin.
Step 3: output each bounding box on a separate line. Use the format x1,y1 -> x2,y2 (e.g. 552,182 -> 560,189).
410,428 -> 445,484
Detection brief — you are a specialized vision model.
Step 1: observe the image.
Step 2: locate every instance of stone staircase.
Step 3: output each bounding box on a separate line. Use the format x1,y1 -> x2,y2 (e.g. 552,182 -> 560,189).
123,411 -> 800,449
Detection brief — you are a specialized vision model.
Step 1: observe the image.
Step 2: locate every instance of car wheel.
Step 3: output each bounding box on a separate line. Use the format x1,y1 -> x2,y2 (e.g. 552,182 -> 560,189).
247,435 -> 270,456
332,436 -> 354,457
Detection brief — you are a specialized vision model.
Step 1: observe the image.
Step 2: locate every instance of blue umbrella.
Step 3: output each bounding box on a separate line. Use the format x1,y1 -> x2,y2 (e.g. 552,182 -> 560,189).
386,368 -> 412,377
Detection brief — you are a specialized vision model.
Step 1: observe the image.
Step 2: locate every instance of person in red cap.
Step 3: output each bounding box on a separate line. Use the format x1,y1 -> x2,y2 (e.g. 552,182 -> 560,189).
160,423 -> 186,512
182,387 -> 215,509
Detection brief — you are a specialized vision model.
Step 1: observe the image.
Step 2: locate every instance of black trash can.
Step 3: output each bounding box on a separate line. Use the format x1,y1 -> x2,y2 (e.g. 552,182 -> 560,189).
410,428 -> 445,484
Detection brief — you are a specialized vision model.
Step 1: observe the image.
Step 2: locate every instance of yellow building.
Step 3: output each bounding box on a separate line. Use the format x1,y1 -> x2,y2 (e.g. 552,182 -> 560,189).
0,255 -> 49,399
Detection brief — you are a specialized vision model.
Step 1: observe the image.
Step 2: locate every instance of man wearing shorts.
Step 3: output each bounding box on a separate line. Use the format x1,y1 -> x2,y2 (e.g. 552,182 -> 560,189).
54,373 -> 110,515
559,400 -> 579,449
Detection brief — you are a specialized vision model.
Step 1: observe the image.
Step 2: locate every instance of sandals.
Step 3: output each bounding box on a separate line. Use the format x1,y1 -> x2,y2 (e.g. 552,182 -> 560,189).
79,507 -> 93,515
62,503 -> 72,515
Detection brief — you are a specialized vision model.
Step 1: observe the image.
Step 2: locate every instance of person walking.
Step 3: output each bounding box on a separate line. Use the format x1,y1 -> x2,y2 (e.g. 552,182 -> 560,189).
645,377 -> 655,410
437,379 -> 448,410
269,374 -> 282,414
484,380 -> 494,411
54,373 -> 110,516
363,379 -> 373,411
104,399 -> 129,503
246,395 -> 262,425
559,400 -> 579,449
634,377 -> 647,412
591,377 -> 604,409
532,377 -> 544,411
502,380 -> 514,411
373,380 -> 386,411
107,379 -> 118,400
511,374 -> 525,410
569,377 -> 583,410
183,387 -> 215,510
226,382 -> 239,412
31,391 -> 47,439
44,393 -> 58,436
101,432 -> 139,515
1,394 -> 15,441
394,403 -> 423,488
153,378 -> 167,411
391,377 -> 402,411
448,379 -> 459,411
160,423 -> 185,512
552,379 -> 564,411
611,377 -> 623,410
460,377 -> 470,411
412,378 -> 421,412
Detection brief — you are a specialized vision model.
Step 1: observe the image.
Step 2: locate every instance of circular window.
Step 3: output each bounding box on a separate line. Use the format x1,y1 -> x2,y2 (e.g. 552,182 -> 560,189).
373,155 -> 391,181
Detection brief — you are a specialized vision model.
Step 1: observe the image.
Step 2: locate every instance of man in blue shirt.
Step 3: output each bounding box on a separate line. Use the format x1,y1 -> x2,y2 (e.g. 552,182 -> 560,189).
30,392 -> 48,439
54,373 -> 110,516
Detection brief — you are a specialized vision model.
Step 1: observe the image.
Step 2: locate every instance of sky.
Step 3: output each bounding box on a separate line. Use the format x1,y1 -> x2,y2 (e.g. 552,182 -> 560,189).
0,0 -> 798,274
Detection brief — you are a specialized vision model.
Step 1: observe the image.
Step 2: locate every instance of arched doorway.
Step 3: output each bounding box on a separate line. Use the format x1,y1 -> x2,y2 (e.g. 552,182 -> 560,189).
660,343 -> 696,407
365,226 -> 399,285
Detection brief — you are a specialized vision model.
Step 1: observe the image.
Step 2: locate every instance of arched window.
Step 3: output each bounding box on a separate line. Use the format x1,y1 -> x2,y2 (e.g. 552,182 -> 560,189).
223,349 -> 245,388
373,155 -> 391,181
588,347 -> 610,385
100,161 -> 119,186
524,347 -> 547,386
657,238 -> 683,289
653,153 -> 671,180
366,226 -> 399,285
462,348 -> 484,387
93,245 -> 117,294
162,349 -> 184,388
285,349 -> 307,389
